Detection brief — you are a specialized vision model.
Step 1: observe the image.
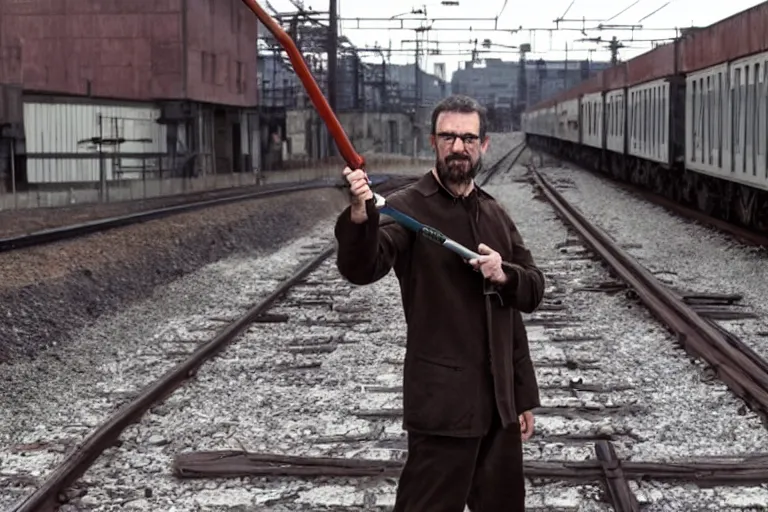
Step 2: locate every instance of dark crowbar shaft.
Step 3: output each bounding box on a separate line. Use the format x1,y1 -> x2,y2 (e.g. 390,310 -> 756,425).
239,0 -> 481,261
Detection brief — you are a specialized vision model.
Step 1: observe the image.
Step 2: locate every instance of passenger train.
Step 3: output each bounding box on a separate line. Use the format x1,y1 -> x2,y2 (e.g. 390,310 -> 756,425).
521,3 -> 768,231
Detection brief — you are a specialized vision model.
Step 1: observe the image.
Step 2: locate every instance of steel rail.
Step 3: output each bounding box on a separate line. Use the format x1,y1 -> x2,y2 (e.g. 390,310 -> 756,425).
9,180 -> 412,512
477,141 -> 527,187
531,169 -> 768,416
0,180 -> 336,253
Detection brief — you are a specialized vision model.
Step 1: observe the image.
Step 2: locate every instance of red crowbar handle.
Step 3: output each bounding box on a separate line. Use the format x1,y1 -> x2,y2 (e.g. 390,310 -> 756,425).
240,0 -> 481,261
240,0 -> 365,171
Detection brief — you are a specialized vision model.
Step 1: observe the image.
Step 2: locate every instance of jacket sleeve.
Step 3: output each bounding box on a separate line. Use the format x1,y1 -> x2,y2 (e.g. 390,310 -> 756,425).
513,314 -> 541,413
496,219 -> 545,313
334,197 -> 411,285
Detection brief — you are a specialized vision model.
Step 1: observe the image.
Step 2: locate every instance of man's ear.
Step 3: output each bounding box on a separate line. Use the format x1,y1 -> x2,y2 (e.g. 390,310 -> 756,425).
429,134 -> 437,150
480,135 -> 490,152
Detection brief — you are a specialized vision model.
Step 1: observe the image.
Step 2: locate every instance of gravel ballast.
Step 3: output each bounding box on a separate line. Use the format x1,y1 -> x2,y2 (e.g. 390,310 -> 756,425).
0,187 -> 350,362
532,159 -> 768,371
4,134 -> 767,510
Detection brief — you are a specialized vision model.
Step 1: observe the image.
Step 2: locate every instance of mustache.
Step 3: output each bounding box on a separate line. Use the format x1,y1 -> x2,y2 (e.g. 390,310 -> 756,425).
445,154 -> 470,163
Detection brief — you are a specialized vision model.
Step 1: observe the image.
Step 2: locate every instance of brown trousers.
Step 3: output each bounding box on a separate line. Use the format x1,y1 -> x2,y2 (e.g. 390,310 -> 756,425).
392,413 -> 525,512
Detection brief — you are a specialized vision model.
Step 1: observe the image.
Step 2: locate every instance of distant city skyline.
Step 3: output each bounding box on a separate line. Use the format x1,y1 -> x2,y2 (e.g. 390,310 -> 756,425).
260,0 -> 765,80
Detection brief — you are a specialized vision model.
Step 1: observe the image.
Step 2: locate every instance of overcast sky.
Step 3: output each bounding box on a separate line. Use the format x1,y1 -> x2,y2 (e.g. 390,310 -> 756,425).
262,0 -> 765,78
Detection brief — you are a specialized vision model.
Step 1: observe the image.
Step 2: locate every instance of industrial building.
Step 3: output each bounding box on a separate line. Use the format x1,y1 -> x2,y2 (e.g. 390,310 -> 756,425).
0,0 -> 259,199
256,14 -> 451,167
451,57 -> 613,130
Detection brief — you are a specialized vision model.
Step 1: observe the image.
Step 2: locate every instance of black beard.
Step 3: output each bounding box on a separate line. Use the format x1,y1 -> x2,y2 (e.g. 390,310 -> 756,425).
436,153 -> 483,187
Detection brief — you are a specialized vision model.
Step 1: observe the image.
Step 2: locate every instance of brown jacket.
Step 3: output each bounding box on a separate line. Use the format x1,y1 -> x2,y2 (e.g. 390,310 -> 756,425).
334,171 -> 545,437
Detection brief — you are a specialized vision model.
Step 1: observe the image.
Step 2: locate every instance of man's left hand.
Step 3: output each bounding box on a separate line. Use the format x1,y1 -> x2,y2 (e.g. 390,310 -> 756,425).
519,410 -> 535,441
469,243 -> 507,284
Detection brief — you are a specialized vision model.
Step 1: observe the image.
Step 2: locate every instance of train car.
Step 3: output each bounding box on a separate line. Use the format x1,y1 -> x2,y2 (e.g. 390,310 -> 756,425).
523,2 -> 768,231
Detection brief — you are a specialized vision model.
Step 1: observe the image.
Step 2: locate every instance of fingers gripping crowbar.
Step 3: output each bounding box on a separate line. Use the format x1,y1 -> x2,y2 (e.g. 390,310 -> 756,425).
239,0 -> 480,262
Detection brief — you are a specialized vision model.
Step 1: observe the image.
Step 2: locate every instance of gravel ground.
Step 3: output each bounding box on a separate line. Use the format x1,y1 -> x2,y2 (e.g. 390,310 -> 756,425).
529,155 -> 768,379
0,187 -> 353,363
5,133 -> 767,510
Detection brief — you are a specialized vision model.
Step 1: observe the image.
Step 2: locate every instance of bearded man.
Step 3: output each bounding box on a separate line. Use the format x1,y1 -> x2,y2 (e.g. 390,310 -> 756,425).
333,94 -> 544,511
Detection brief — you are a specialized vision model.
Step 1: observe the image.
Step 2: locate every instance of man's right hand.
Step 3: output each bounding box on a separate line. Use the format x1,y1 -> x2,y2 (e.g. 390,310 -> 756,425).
343,167 -> 373,224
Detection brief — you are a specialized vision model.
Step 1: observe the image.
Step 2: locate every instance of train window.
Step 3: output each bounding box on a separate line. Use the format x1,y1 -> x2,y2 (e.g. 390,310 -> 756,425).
691,79 -> 696,162
698,77 -> 704,163
595,101 -> 599,136
620,96 -> 624,137
640,90 -> 644,150
757,60 -> 768,178
734,67 -> 741,164
755,61 -> 768,161
706,76 -> 711,165
751,64 -> 757,175
661,90 -> 665,151
745,65 -> 751,174
717,71 -> 723,168
637,90 -> 641,148
634,91 -> 638,147
644,88 -> 649,152
646,88 -> 650,152
655,87 -> 659,157
651,88 -> 655,156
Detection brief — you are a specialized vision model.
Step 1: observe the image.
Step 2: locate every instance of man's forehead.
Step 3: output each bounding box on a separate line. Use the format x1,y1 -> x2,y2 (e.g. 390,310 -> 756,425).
436,111 -> 480,133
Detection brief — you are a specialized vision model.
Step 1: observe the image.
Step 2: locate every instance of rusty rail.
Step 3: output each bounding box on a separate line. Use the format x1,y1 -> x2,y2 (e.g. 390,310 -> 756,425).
531,169 -> 768,418
595,440 -> 639,512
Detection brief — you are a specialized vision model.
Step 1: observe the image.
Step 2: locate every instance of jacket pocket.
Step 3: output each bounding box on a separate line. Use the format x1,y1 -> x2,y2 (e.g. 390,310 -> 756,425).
403,354 -> 475,434
414,354 -> 464,371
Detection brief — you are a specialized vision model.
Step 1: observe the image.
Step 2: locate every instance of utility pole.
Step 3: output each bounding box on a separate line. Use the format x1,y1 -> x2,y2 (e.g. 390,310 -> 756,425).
327,0 -> 338,157
608,36 -> 621,65
414,37 -> 421,109
516,43 -> 530,130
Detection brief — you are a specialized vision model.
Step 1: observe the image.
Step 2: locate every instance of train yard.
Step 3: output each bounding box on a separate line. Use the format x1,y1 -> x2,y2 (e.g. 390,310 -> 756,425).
2,132 -> 768,511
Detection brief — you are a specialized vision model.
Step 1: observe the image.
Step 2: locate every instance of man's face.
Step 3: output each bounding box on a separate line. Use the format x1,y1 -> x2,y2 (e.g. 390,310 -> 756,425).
431,111 -> 490,187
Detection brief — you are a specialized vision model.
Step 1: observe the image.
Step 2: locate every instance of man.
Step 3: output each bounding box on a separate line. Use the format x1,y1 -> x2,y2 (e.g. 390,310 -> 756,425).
333,94 -> 544,511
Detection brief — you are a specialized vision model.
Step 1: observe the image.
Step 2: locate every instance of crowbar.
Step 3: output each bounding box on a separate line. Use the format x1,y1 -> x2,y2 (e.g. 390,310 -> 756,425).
241,0 -> 481,261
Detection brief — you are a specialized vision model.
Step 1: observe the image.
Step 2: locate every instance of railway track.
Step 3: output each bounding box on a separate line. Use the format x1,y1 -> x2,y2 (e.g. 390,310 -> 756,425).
528,150 -> 768,249
155,155 -> 768,510
2,175 -> 415,512
6,135 -> 768,511
476,139 -> 527,185
0,180 -> 342,253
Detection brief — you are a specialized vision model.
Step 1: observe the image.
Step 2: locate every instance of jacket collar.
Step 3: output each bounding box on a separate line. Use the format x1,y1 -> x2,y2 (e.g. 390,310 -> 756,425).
413,169 -> 492,201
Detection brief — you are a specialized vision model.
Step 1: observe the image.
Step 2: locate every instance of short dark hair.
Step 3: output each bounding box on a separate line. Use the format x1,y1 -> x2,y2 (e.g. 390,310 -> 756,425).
430,94 -> 488,139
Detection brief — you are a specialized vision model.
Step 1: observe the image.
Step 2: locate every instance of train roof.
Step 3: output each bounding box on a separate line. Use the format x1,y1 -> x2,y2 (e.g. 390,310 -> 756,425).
524,1 -> 768,114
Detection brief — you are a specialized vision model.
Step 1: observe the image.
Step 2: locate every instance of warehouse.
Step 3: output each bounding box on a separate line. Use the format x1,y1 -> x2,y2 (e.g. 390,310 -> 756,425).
0,0 -> 258,204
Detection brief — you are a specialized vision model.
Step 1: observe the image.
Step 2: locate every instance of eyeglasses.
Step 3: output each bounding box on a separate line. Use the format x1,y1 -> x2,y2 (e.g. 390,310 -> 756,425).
436,132 -> 481,147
